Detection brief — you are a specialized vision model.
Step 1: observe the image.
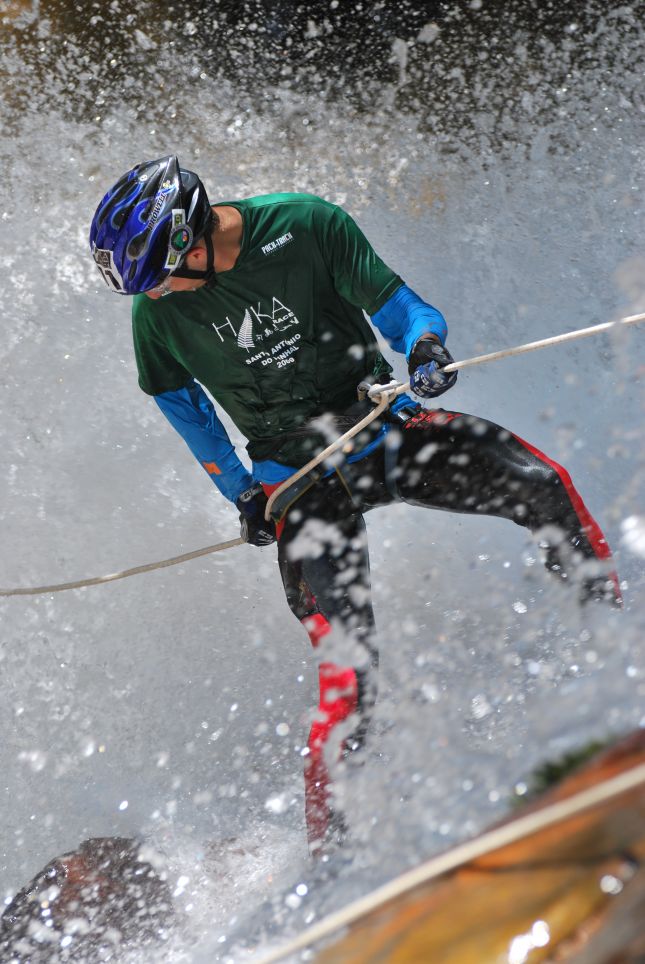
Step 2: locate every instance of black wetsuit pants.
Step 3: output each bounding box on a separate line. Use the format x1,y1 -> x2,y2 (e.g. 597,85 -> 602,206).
264,406 -> 620,849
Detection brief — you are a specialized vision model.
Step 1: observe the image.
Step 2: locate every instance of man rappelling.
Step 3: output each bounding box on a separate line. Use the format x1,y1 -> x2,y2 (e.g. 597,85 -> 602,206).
90,155 -> 620,853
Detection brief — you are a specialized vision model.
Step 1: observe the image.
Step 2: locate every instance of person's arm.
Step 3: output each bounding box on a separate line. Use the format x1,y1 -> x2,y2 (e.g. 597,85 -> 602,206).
370,283 -> 447,361
154,379 -> 253,504
372,286 -> 457,397
373,284 -> 460,397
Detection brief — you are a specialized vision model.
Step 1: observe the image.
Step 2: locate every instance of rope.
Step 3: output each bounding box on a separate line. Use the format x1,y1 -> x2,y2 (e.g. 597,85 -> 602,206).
0,538 -> 244,597
252,760 -> 645,964
3,310 -> 642,597
264,310 -> 645,521
417,310 -> 645,378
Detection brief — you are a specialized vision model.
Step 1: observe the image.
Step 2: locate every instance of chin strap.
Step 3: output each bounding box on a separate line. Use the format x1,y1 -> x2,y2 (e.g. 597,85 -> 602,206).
171,215 -> 217,288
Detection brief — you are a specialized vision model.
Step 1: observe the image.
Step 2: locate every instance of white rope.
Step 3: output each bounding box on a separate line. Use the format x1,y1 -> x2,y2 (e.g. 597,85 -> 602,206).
252,760 -> 645,964
3,311 -> 642,597
408,310 -> 645,379
264,310 -> 645,521
0,538 -> 244,597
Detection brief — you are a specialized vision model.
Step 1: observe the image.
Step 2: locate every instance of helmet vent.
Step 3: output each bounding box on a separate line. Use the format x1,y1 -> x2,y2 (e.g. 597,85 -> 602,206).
112,207 -> 129,230
126,229 -> 152,260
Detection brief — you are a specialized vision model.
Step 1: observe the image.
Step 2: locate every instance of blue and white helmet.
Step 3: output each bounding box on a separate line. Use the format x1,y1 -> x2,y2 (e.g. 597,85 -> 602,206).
89,155 -> 214,294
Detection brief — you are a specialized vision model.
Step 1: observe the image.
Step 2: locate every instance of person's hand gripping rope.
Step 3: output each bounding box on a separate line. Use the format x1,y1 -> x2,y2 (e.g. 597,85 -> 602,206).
408,336 -> 458,398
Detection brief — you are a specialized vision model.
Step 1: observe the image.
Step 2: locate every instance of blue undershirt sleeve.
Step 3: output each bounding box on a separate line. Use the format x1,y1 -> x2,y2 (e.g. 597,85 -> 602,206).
371,284 -> 448,361
154,380 -> 253,504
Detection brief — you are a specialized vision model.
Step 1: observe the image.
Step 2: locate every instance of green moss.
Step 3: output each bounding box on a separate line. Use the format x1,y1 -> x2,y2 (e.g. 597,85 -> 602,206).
515,738 -> 613,806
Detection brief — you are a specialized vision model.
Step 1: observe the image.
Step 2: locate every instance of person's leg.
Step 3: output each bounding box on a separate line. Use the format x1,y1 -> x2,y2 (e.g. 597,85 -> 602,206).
384,407 -> 620,604
263,474 -> 378,853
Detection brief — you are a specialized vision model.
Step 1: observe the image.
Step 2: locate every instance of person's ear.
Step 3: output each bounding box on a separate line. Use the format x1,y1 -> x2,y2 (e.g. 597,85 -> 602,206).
186,243 -> 207,267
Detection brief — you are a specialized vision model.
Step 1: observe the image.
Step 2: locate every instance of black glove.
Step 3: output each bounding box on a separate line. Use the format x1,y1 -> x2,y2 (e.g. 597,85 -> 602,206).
408,338 -> 458,398
236,482 -> 276,546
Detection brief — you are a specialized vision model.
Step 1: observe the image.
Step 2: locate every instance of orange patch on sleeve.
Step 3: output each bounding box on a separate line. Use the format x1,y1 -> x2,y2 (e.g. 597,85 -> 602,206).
202,461 -> 222,476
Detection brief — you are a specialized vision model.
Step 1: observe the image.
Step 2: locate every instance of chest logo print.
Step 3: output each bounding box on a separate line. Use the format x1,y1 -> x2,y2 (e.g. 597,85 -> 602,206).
212,298 -> 298,349
211,298 -> 301,369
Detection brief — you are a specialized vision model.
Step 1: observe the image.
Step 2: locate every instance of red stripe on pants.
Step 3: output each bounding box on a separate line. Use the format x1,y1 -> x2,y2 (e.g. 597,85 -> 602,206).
511,433 -> 622,603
